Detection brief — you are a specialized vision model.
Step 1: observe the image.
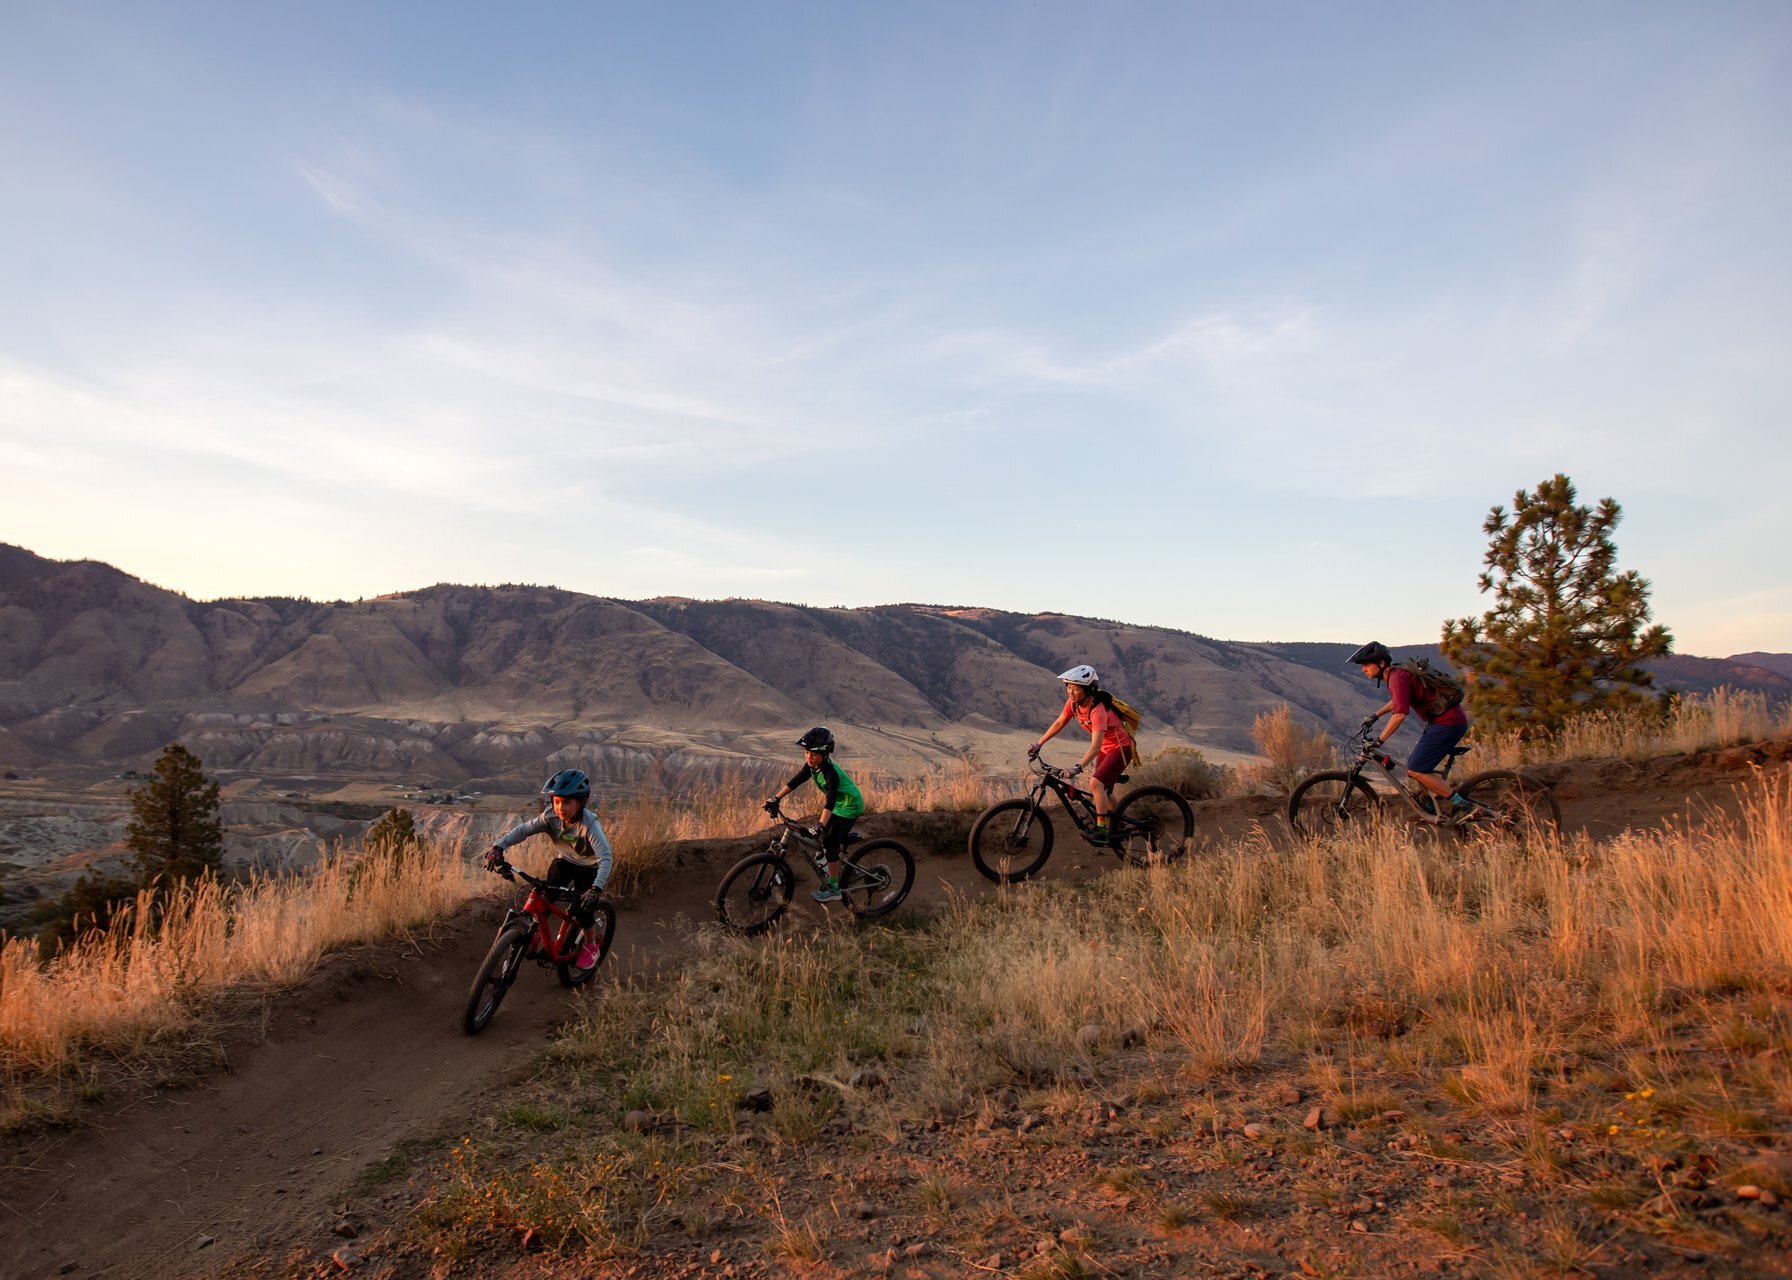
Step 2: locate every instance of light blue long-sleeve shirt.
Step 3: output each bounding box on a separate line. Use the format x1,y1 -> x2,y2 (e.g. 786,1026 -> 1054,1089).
493,808 -> 613,890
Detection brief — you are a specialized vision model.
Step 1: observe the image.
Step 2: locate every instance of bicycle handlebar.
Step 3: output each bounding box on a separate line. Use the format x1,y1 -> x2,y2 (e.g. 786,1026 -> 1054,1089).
488,858 -> 582,901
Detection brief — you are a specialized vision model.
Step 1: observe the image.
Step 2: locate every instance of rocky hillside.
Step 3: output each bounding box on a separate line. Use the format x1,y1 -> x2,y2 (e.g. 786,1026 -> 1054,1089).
0,545 -> 1377,786
2,545 -> 1783,789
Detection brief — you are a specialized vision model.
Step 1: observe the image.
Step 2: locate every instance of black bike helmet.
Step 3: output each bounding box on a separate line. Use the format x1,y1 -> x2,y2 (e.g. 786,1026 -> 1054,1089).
796,726 -> 835,753
541,768 -> 593,804
1347,641 -> 1392,669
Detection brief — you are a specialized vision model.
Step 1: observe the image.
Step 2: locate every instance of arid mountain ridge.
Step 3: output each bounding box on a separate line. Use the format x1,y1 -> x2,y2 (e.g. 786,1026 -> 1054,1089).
1,544 -> 1785,790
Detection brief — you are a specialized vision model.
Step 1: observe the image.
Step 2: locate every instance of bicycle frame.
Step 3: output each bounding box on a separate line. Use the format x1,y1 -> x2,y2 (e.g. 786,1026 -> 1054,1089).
1342,726 -> 1469,824
765,811 -> 872,884
1020,760 -> 1126,838
494,862 -> 586,965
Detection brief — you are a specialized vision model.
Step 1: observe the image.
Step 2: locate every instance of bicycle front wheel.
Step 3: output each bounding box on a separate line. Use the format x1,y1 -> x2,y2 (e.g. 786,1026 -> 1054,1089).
1454,770 -> 1562,842
841,839 -> 916,918
1111,785 -> 1195,867
462,921 -> 532,1034
557,900 -> 616,988
969,798 -> 1054,884
714,851 -> 795,935
1287,772 -> 1381,840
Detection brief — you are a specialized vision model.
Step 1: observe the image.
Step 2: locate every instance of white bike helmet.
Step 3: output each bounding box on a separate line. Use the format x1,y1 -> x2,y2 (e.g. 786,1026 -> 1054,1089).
1057,664 -> 1099,687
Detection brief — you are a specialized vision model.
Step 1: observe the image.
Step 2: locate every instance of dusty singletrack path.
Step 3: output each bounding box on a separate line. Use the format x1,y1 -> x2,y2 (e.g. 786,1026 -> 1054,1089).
0,746 -> 1777,1279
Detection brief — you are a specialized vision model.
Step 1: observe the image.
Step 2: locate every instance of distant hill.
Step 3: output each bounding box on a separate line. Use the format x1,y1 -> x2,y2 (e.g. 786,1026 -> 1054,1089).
0,546 -> 1371,787
2,545 -> 1782,789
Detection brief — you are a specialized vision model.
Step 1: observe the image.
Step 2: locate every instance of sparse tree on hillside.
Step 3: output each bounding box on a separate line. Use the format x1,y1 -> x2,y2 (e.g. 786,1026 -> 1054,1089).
364,806 -> 419,854
126,743 -> 224,886
31,870 -> 141,953
1440,474 -> 1673,736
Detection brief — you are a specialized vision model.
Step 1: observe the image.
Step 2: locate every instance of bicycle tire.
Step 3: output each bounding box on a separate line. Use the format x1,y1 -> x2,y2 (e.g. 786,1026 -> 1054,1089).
462,921 -> 532,1035
1111,785 -> 1195,867
1453,770 -> 1563,842
714,851 -> 795,935
557,899 -> 616,988
1286,772 -> 1382,840
840,838 -> 915,918
968,798 -> 1055,884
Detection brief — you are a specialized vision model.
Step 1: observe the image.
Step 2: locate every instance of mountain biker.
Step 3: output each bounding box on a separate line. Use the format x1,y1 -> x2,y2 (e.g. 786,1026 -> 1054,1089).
1349,642 -> 1486,820
1028,664 -> 1135,845
483,768 -> 613,969
763,726 -> 864,903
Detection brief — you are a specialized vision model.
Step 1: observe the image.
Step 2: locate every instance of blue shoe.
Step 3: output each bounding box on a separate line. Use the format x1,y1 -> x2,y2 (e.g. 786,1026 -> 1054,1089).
811,878 -> 843,903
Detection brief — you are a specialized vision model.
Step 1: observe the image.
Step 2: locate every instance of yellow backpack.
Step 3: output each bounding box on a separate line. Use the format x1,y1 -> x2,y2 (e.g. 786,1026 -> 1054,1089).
1108,694 -> 1142,767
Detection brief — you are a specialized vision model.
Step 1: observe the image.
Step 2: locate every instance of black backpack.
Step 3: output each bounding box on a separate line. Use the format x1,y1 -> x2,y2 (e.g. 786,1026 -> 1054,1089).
1394,658 -> 1465,718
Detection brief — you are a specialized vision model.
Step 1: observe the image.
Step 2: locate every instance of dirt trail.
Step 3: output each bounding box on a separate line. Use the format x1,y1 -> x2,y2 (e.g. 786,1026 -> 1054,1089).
0,744 -> 1782,1279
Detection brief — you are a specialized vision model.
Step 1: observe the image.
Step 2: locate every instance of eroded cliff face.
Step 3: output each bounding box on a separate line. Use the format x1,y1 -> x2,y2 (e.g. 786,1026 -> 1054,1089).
0,544 -> 1387,784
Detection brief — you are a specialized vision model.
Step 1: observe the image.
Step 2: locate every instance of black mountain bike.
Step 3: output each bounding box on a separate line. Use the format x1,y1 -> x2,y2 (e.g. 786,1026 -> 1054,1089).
713,805 -> 916,936
1286,725 -> 1562,842
968,756 -> 1195,884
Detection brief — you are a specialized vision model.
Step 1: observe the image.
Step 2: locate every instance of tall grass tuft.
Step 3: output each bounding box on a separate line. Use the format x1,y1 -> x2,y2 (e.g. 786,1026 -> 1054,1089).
0,840 -> 486,1075
1236,703 -> 1338,794
1478,687 -> 1792,768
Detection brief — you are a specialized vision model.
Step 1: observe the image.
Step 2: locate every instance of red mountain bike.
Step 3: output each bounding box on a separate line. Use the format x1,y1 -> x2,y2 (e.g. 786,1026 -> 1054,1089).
461,858 -> 616,1034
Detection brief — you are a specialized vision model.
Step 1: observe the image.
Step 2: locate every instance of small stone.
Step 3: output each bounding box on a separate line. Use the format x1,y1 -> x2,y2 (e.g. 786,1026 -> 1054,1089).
1349,1220 -> 1368,1234
195,1236 -> 215,1251
1076,1024 -> 1106,1050
1304,1107 -> 1326,1132
1019,1112 -> 1048,1134
1761,1189 -> 1781,1208
332,1220 -> 358,1238
1035,1237 -> 1057,1255
1118,1026 -> 1145,1048
980,1254 -> 1003,1269
1273,1085 -> 1303,1106
1243,1123 -> 1268,1140
741,1086 -> 774,1112
331,1248 -> 361,1272
1379,1110 -> 1406,1122
58,1265 -> 77,1276
849,1068 -> 886,1091
854,1202 -> 878,1220
623,1109 -> 656,1131
1737,1185 -> 1763,1201
902,1241 -> 931,1258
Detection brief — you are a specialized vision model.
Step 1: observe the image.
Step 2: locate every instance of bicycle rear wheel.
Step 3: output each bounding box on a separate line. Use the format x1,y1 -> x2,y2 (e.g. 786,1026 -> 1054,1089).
841,839 -> 915,918
462,922 -> 531,1034
714,851 -> 795,935
557,900 -> 616,987
968,798 -> 1054,884
1111,785 -> 1195,867
1287,772 -> 1381,840
1454,770 -> 1562,842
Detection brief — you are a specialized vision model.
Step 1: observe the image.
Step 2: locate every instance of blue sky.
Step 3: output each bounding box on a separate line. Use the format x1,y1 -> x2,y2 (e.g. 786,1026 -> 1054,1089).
3,2 -> 1789,655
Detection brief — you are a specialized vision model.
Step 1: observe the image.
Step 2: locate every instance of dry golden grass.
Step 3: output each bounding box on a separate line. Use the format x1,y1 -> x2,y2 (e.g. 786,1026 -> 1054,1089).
442,767 -> 1792,1262
1236,703 -> 1339,794
0,840 -> 486,1076
1477,687 -> 1792,769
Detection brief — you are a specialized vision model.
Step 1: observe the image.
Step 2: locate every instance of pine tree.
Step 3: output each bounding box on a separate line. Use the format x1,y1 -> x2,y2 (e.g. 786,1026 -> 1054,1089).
1440,474 -> 1673,735
364,807 -> 418,854
126,743 -> 224,886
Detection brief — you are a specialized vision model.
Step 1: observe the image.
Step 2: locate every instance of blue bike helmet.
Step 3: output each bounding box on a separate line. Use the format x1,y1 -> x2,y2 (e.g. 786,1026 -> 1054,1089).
541,768 -> 593,804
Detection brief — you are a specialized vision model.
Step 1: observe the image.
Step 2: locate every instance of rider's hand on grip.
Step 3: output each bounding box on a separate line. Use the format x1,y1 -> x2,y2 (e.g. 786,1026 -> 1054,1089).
762,798 -> 780,816
1067,763 -> 1083,776
483,847 -> 506,873
1360,714 -> 1379,730
1026,743 -> 1040,760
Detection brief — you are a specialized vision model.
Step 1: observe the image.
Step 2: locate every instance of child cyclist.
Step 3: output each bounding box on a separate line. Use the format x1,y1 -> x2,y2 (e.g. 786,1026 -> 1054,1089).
763,726 -> 864,903
483,768 -> 613,969
1029,664 -> 1135,845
